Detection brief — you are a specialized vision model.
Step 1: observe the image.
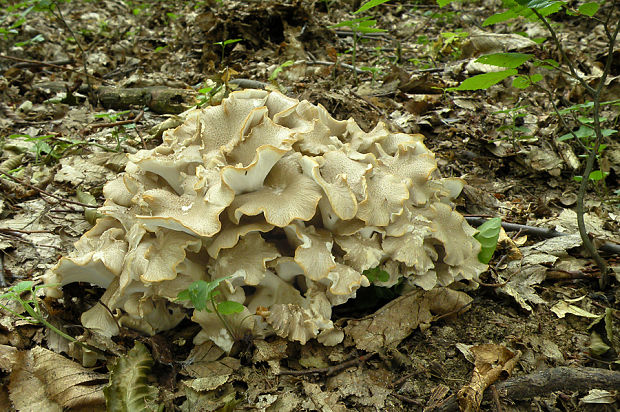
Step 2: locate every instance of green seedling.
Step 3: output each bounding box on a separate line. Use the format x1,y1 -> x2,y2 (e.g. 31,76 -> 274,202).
474,217 -> 502,264
493,104 -> 533,151
214,38 -> 243,66
177,276 -> 245,340
328,0 -> 391,84
94,110 -> 135,151
0,281 -> 98,351
269,60 -> 295,83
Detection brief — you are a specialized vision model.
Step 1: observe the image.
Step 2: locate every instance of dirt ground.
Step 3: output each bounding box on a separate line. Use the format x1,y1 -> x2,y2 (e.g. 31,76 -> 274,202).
0,0 -> 619,411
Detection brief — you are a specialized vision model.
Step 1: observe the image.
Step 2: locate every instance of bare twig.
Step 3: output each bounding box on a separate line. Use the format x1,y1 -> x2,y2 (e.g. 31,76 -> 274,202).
51,0 -> 95,102
80,110 -> 144,136
464,216 -> 620,255
305,59 -> 367,74
532,5 -> 620,288
0,170 -> 98,208
278,352 -> 376,376
0,54 -> 103,82
391,392 -> 423,405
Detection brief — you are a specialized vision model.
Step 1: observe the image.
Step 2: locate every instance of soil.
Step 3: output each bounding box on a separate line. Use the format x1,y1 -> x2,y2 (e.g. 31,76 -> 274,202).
0,0 -> 619,411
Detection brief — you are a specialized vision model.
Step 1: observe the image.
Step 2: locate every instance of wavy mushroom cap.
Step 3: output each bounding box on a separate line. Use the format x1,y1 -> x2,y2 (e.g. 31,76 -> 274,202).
47,90 -> 487,350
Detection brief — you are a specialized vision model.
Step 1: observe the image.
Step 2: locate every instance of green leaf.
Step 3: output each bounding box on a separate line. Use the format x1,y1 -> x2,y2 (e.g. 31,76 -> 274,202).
474,217 -> 502,264
512,73 -> 542,88
182,280 -> 209,311
269,60 -> 294,81
354,0 -> 392,14
483,9 -> 520,26
363,267 -> 390,283
436,0 -> 453,7
214,38 -> 242,46
578,2 -> 599,16
587,170 -> 608,181
475,53 -> 533,69
177,276 -> 235,311
104,341 -> 160,412
176,289 -> 191,301
10,281 -> 35,294
522,0 -> 562,9
448,69 -> 518,91
328,17 -> 370,29
217,301 -> 245,315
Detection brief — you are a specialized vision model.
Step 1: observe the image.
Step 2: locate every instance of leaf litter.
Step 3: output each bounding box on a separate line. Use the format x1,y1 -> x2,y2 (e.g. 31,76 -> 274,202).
0,0 -> 619,410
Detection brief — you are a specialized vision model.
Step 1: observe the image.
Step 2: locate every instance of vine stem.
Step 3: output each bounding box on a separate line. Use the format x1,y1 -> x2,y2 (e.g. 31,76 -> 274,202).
532,6 -> 620,288
210,296 -> 238,342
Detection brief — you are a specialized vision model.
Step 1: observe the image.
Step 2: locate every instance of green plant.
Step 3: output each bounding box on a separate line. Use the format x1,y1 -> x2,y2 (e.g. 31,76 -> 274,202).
474,217 -> 502,264
269,59 -> 294,83
0,281 -> 94,349
493,104 -> 534,150
177,276 -> 245,340
443,0 -> 618,287
213,38 -> 243,66
328,0 -> 391,84
362,266 -> 390,283
94,110 -> 134,151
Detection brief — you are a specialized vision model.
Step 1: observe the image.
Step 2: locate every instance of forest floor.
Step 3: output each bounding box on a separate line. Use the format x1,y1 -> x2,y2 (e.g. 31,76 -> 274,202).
0,0 -> 619,411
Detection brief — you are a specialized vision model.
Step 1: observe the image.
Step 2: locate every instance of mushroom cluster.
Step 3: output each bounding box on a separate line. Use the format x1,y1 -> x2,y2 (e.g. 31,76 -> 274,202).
45,90 -> 486,351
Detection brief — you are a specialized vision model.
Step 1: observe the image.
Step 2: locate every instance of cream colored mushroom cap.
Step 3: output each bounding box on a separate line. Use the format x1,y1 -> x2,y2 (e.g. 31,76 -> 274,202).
228,153 -> 323,227
212,232 -> 280,286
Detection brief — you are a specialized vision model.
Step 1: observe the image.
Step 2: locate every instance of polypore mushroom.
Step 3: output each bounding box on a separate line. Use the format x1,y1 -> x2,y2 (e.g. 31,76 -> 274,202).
46,89 -> 487,351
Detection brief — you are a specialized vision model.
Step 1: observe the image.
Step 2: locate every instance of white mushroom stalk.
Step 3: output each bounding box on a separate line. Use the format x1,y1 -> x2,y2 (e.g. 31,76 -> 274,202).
45,90 -> 487,350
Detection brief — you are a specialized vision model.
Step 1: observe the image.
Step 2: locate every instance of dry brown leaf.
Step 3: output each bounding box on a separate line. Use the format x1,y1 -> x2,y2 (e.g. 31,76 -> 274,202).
0,344 -> 18,372
182,341 -> 240,379
345,287 -> 472,352
457,344 -> 521,412
9,346 -> 106,411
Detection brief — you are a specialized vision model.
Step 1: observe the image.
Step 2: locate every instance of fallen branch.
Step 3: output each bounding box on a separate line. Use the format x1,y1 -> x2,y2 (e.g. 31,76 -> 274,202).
465,216 -> 620,255
0,170 -> 96,208
278,352 -> 376,376
80,110 -> 144,136
0,54 -> 103,82
427,366 -> 620,412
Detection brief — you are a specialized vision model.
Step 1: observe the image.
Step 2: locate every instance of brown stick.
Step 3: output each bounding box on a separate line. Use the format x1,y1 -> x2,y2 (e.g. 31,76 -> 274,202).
278,352 -> 376,376
465,216 -> 620,255
0,54 -> 103,82
0,170 -> 97,208
80,110 -> 144,135
427,367 -> 620,412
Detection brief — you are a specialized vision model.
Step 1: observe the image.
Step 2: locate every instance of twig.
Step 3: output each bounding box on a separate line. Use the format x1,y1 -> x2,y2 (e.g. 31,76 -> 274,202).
391,392 -> 423,405
278,352 -> 376,376
391,371 -> 417,388
531,6 -> 620,288
427,366 -> 620,412
11,58 -> 73,68
464,216 -> 620,255
491,385 -> 503,412
305,59 -> 367,74
80,110 -> 144,135
51,0 -> 95,102
334,30 -> 390,39
0,231 -> 61,250
0,228 -> 55,235
0,253 -> 5,288
0,54 -> 102,82
229,78 -> 270,89
0,170 -> 98,208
